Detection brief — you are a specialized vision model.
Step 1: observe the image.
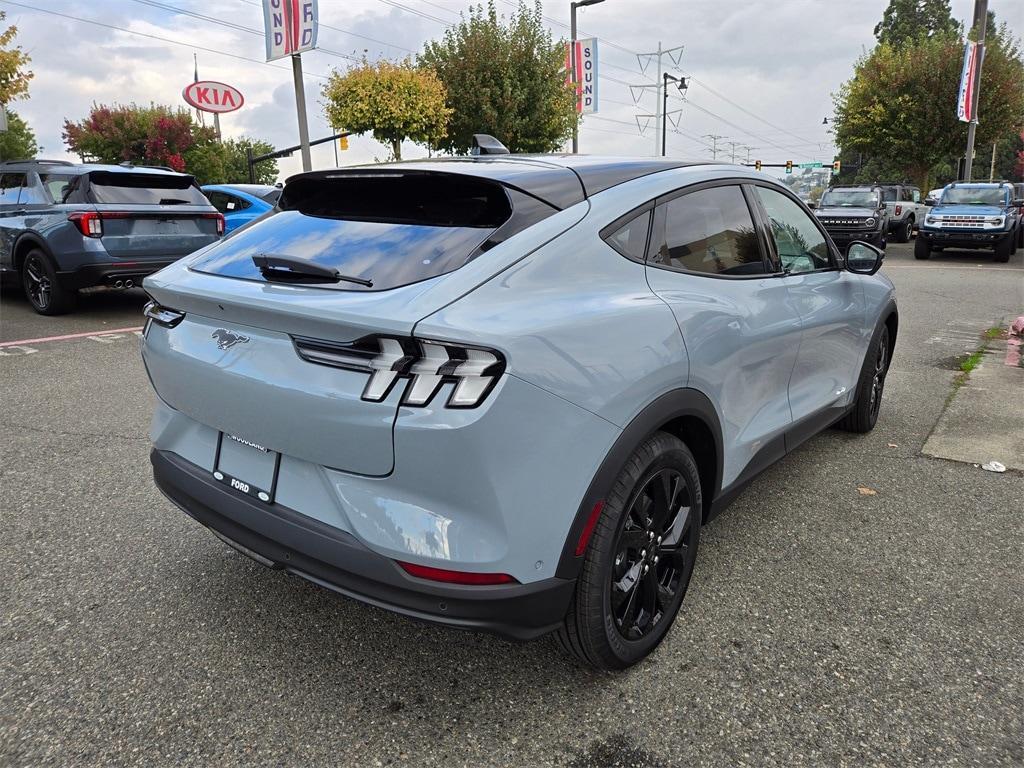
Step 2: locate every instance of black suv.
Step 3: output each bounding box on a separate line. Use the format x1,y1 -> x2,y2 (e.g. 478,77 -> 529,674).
0,160 -> 223,315
813,185 -> 889,250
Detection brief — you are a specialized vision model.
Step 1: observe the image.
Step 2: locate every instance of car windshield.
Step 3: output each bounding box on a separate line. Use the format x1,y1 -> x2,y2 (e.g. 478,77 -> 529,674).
820,190 -> 878,207
940,187 -> 1007,206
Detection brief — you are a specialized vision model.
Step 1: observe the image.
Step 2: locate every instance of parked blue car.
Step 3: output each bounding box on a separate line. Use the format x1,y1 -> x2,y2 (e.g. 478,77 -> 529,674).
143,138 -> 897,669
916,181 -> 1021,262
201,184 -> 281,233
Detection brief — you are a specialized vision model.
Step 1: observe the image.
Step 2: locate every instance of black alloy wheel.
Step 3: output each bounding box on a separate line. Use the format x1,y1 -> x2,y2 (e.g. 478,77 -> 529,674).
20,249 -> 75,315
609,468 -> 697,641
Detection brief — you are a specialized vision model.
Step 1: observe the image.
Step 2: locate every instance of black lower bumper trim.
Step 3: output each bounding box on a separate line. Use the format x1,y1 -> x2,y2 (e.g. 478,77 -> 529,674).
919,232 -> 1004,247
151,449 -> 574,641
58,260 -> 178,290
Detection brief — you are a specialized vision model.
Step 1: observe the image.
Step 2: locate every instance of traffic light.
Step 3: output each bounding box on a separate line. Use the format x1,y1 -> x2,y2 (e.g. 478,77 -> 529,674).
832,159 -> 841,175
339,134 -> 349,151
754,160 -> 762,171
785,160 -> 793,174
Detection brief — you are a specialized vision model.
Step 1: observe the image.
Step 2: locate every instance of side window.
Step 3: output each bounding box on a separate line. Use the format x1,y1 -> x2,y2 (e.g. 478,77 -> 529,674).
649,185 -> 765,276
0,173 -> 26,205
40,174 -> 76,203
205,191 -> 231,213
603,208 -> 651,261
900,187 -> 913,202
911,188 -> 921,203
227,194 -> 252,211
19,175 -> 50,205
754,186 -> 832,274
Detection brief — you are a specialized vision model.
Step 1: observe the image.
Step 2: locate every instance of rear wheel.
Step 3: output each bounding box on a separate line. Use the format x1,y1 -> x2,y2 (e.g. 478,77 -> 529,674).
894,218 -> 911,243
557,432 -> 701,670
914,237 -> 931,260
836,325 -> 891,433
993,234 -> 1011,263
21,249 -> 76,315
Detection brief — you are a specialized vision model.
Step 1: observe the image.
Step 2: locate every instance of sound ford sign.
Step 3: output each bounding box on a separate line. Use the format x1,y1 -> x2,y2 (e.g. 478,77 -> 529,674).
183,81 -> 245,114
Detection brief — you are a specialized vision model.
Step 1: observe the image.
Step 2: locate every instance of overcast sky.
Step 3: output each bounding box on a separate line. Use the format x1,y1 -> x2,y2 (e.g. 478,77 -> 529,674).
3,0 -> 1013,181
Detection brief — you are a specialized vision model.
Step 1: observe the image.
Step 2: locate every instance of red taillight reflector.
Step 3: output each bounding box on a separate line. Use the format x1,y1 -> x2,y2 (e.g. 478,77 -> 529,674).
396,561 -> 517,585
202,211 -> 225,235
895,204 -> 902,215
68,211 -> 103,237
574,500 -> 605,557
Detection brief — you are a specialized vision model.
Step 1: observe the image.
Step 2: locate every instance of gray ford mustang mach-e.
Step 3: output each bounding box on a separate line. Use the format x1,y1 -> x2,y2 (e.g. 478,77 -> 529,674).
142,138 -> 896,670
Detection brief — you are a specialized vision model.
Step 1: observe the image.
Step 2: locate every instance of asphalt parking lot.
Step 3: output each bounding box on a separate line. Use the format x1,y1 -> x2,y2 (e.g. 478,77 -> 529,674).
2,242 -> 1022,767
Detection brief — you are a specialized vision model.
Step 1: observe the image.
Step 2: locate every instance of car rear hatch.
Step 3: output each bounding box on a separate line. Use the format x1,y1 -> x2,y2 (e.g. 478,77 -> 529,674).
142,169 -> 564,476
83,171 -> 222,259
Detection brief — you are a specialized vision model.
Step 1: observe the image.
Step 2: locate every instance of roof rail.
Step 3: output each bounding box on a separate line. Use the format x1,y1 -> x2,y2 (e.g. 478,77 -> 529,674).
0,158 -> 75,166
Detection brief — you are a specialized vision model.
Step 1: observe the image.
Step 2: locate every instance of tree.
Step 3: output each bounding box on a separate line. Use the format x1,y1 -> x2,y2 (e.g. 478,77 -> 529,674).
873,0 -> 958,48
182,137 -> 279,185
0,109 -> 38,161
63,104 -> 195,171
419,1 -> 577,154
322,59 -> 450,160
0,11 -> 32,104
832,21 -> 1024,190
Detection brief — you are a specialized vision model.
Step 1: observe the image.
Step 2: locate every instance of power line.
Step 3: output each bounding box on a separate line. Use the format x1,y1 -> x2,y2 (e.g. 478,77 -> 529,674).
0,0 -> 331,79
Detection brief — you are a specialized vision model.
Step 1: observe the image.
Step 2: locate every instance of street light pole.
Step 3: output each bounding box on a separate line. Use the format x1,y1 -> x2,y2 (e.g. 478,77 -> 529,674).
661,73 -> 687,156
570,0 -> 605,153
963,0 -> 988,181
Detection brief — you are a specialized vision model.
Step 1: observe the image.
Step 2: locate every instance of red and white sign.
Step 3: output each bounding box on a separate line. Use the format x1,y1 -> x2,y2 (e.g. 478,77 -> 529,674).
956,40 -> 982,123
564,38 -> 599,114
183,80 -> 244,114
262,0 -> 319,62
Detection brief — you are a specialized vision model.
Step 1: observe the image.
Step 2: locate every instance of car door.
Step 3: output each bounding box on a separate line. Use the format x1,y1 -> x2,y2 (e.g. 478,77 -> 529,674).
751,185 -> 867,441
643,181 -> 803,489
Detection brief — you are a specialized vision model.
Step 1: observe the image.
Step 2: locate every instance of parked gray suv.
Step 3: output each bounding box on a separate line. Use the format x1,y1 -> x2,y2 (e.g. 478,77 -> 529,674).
142,145 -> 897,669
0,160 -> 223,315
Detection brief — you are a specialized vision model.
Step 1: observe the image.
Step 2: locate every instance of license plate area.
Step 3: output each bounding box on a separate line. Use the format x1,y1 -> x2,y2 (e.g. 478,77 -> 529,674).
213,432 -> 280,503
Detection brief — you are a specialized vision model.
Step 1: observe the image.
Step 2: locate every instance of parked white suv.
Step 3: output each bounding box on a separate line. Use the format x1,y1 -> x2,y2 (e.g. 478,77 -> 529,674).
879,184 -> 927,242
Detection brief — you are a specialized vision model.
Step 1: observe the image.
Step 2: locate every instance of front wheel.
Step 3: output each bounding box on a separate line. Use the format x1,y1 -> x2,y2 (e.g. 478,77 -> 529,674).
993,234 -> 1011,263
21,249 -> 76,315
836,325 -> 891,433
914,237 -> 931,260
557,432 -> 702,670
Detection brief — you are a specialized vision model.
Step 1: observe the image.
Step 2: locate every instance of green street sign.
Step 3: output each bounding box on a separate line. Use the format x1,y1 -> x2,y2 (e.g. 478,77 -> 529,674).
798,162 -> 823,169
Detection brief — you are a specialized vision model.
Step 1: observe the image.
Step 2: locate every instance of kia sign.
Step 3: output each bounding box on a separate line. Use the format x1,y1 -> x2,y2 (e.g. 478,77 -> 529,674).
183,81 -> 244,114
263,0 -> 318,62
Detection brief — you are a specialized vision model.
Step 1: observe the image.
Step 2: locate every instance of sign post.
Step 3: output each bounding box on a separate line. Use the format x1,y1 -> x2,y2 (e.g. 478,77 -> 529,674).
262,0 -> 319,172
959,0 -> 988,181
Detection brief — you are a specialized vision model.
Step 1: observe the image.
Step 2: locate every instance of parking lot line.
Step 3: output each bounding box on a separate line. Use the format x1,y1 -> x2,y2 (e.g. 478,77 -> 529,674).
0,325 -> 144,348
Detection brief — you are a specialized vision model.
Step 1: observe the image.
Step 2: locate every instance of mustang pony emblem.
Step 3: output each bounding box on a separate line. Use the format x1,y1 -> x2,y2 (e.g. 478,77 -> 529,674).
212,329 -> 250,350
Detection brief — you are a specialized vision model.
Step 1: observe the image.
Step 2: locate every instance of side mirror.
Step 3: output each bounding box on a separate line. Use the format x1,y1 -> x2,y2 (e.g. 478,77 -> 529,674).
846,241 -> 884,275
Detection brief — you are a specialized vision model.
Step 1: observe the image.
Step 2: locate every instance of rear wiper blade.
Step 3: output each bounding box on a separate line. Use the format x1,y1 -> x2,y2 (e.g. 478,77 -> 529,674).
252,254 -> 373,287
159,198 -> 190,205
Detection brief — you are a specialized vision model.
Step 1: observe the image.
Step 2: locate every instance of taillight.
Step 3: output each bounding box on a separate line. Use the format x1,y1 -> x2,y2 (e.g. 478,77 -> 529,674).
895,204 -> 902,216
292,335 -> 505,409
396,561 -> 518,585
202,212 -> 225,235
68,211 -> 103,237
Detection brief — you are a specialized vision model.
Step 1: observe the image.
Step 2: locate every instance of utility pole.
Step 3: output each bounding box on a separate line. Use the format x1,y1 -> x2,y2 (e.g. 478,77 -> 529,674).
988,141 -> 997,181
703,134 -> 724,160
635,43 -> 684,157
569,0 -> 606,153
740,145 -> 755,164
292,54 -> 312,172
661,73 -> 687,156
963,0 -> 988,181
725,141 -> 741,163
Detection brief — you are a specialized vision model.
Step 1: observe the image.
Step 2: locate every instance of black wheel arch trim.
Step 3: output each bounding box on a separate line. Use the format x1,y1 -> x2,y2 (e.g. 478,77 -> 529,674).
12,232 -> 57,271
554,387 -> 723,580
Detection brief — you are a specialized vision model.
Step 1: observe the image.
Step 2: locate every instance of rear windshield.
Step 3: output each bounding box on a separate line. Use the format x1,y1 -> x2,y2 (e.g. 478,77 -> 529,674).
190,173 -> 555,291
86,172 -> 209,205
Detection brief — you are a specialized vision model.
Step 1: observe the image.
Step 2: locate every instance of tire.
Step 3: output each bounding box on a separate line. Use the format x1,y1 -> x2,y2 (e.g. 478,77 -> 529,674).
557,432 -> 702,670
894,218 -> 910,243
993,234 -> 1011,263
914,237 -> 931,260
21,249 -> 76,315
836,324 -> 891,434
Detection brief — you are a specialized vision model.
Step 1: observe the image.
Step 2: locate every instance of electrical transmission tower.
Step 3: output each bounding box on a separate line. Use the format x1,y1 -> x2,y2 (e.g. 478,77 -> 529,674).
629,42 -> 684,157
703,134 -> 724,160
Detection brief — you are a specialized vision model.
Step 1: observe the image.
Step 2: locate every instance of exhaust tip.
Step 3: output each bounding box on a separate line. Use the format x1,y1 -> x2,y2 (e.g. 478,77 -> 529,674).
113,280 -> 124,289
124,279 -> 134,289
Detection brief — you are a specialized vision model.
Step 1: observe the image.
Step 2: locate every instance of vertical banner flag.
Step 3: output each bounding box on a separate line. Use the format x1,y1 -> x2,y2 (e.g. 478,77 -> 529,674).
565,38 -> 599,114
956,40 -> 981,123
263,0 -> 319,62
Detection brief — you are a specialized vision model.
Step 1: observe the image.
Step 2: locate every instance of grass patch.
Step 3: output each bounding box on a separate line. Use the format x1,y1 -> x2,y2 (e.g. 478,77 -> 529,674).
958,348 -> 986,373
984,326 -> 1008,340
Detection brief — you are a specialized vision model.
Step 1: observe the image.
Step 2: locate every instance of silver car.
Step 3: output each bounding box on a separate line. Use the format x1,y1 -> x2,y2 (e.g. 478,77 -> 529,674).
142,139 -> 897,670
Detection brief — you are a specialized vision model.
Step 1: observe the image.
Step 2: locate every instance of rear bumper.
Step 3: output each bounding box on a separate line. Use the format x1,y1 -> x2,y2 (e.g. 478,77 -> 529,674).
151,449 -> 576,641
918,230 -> 1009,248
58,259 -> 179,289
